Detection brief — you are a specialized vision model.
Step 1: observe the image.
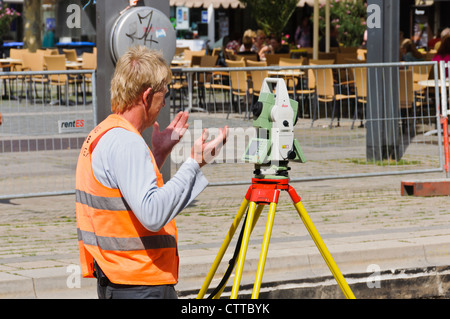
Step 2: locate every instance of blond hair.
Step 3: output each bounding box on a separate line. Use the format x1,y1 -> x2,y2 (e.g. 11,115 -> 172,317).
242,29 -> 256,39
110,46 -> 172,113
256,29 -> 266,38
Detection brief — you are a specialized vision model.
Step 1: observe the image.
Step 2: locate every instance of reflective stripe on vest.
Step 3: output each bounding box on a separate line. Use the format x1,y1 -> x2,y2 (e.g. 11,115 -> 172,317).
76,189 -> 131,212
77,229 -> 177,251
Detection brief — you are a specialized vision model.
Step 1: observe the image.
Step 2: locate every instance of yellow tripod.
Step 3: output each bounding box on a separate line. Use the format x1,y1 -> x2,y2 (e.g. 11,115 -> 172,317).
197,177 -> 355,299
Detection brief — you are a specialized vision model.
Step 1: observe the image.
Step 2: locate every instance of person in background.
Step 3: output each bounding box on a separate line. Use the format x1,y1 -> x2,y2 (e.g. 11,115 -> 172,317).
260,35 -> 290,56
239,29 -> 256,52
252,30 -> 266,54
434,28 -> 450,52
398,31 -> 405,60
361,29 -> 368,48
42,25 -> 55,48
319,25 -> 339,52
295,16 -> 312,48
216,35 -> 230,66
252,30 -> 271,61
433,36 -> 450,76
272,36 -> 289,53
226,32 -> 241,54
0,112 -> 2,126
400,39 -> 425,62
428,27 -> 443,51
239,34 -> 253,53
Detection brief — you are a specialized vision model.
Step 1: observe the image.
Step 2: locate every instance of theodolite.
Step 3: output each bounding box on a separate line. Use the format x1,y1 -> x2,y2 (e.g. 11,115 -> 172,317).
242,78 -> 306,179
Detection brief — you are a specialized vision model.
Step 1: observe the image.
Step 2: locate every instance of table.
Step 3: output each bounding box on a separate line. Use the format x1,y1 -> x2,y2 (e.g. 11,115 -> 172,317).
176,39 -> 206,51
268,70 -> 305,77
172,65 -> 209,112
418,79 -> 449,136
66,61 -> 83,69
418,80 -> 449,87
0,58 -> 22,64
0,58 -> 22,70
171,59 -> 190,67
0,58 -> 23,99
42,61 -> 83,69
184,66 -> 207,112
268,69 -> 306,92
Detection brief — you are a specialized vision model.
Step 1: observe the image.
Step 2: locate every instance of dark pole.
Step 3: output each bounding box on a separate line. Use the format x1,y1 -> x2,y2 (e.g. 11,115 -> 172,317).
96,0 -> 172,180
366,0 -> 400,161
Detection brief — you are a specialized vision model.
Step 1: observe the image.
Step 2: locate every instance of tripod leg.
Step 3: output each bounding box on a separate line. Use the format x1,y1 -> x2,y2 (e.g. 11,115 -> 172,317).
252,200 -> 278,299
288,188 -> 356,299
230,201 -> 258,299
197,196 -> 249,299
212,204 -> 265,299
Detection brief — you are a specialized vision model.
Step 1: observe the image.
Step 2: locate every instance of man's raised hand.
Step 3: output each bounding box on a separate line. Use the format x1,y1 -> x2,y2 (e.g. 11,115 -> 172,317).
191,126 -> 229,168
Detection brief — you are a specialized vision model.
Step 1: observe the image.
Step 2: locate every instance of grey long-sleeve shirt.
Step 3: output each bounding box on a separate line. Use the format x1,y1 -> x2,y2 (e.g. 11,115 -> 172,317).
91,127 -> 208,232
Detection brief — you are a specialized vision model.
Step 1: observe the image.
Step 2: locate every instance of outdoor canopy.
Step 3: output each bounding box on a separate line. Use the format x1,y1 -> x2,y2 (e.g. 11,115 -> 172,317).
169,0 -> 326,8
169,0 -> 244,8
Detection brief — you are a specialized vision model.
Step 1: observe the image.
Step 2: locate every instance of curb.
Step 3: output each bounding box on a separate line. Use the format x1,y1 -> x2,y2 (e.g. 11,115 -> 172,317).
2,241 -> 450,299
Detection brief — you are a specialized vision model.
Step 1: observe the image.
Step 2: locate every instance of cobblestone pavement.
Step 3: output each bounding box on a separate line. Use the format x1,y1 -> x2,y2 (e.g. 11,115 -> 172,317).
1,168 -> 450,298
0,113 -> 449,298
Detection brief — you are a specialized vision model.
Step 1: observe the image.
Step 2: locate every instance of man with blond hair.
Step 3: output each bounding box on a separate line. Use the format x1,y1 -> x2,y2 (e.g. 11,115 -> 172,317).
75,46 -> 228,299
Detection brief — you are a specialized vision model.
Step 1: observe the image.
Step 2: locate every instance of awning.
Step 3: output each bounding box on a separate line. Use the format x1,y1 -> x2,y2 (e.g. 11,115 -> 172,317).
169,0 -> 326,9
297,0 -> 326,6
169,0 -> 244,8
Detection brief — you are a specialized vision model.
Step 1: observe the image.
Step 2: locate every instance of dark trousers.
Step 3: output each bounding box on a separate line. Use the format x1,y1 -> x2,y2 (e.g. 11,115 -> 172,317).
94,261 -> 178,299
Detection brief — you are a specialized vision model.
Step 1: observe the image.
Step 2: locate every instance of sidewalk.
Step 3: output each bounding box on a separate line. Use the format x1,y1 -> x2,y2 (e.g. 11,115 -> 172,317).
1,168 -> 449,298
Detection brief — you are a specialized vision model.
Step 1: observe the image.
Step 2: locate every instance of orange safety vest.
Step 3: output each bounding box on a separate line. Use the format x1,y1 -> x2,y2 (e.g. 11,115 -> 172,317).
75,114 -> 178,285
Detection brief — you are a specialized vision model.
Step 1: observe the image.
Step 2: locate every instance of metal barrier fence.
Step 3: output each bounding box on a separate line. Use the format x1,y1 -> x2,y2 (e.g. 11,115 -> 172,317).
0,69 -> 96,199
170,61 -> 446,186
439,61 -> 450,178
0,61 -> 447,199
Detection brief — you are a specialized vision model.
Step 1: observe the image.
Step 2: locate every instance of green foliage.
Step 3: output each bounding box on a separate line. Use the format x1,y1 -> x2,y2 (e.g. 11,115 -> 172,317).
317,0 -> 367,47
0,4 -> 20,38
239,0 -> 298,38
344,158 -> 421,166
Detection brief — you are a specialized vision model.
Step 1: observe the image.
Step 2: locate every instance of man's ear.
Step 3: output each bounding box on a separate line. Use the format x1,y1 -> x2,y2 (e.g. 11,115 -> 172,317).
142,87 -> 153,111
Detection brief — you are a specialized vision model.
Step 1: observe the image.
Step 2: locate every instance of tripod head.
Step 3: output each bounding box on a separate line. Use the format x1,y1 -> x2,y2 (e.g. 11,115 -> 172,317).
242,78 -> 305,179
